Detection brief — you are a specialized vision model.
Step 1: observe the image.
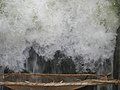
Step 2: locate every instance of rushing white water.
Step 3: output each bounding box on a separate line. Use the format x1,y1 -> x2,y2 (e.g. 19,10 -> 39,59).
0,0 -> 119,71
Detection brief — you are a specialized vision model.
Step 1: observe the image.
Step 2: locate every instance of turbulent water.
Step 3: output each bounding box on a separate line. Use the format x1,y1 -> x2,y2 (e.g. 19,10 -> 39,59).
0,0 -> 119,73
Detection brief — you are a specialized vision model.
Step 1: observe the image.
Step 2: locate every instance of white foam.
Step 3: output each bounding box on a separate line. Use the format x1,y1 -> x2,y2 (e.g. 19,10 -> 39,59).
0,0 -> 119,71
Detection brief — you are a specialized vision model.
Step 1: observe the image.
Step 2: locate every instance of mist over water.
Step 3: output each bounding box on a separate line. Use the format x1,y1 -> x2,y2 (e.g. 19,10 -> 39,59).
0,0 -> 119,73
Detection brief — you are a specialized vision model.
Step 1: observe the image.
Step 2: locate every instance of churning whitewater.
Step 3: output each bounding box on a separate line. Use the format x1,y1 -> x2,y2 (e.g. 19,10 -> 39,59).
0,0 -> 119,72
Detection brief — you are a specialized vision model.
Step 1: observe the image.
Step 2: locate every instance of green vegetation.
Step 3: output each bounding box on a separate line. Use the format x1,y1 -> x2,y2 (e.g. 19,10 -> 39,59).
111,0 -> 120,17
0,0 -> 5,14
93,0 -> 120,31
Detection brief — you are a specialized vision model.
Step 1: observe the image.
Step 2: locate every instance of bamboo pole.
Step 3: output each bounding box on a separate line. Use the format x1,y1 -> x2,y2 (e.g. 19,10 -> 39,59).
1,73 -> 112,78
1,73 -> 96,77
0,80 -> 120,87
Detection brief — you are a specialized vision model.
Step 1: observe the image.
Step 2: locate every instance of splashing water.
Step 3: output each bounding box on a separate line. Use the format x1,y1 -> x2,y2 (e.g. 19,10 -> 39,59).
0,0 -> 119,72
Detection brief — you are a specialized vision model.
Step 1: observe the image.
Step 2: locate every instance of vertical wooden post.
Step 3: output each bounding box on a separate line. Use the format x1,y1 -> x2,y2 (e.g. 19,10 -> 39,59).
113,26 -> 120,90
